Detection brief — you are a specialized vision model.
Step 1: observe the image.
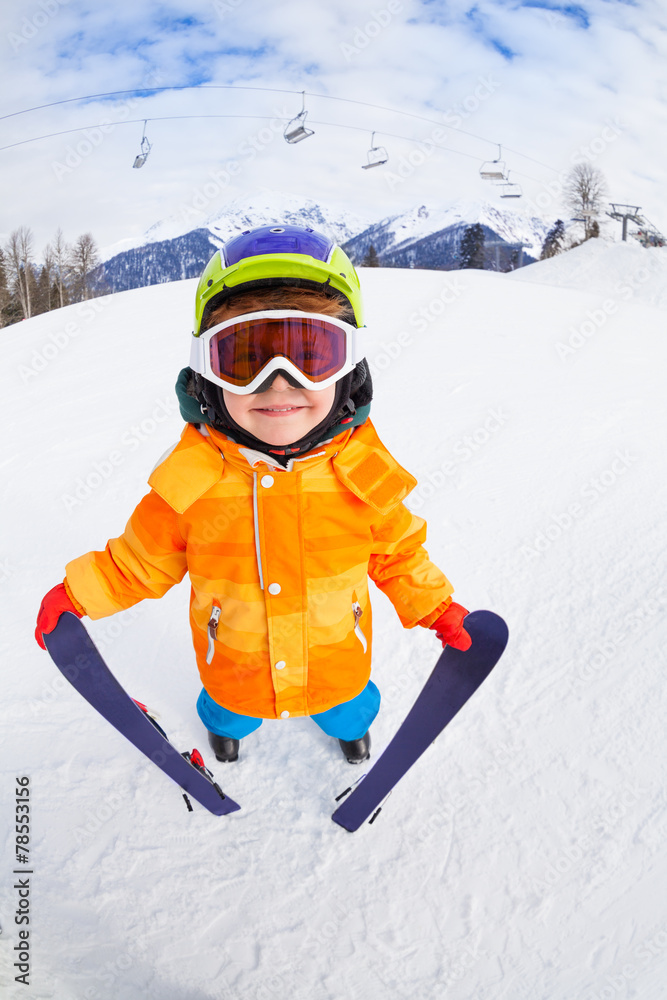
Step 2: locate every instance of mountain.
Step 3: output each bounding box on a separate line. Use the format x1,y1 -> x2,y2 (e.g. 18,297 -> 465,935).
94,192 -> 372,295
343,200 -> 554,270
92,195 -> 554,295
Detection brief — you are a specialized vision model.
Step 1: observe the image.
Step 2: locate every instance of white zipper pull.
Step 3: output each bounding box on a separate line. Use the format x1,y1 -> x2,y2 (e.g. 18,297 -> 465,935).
206,604 -> 221,664
352,601 -> 368,653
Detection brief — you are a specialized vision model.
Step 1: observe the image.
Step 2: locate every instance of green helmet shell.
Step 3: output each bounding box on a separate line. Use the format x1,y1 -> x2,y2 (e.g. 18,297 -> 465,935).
193,224 -> 364,335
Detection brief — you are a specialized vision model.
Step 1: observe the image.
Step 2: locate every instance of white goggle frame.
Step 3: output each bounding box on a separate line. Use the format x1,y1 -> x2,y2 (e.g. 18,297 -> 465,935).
189,310 -> 362,395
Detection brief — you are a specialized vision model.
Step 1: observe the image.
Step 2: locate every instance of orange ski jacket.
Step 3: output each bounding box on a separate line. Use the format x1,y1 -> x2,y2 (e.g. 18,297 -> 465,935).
65,419 -> 453,719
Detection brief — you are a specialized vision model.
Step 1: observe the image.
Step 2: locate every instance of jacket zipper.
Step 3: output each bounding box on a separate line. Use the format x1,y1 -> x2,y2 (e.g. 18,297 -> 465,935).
352,601 -> 368,653
252,473 -> 265,591
206,603 -> 221,664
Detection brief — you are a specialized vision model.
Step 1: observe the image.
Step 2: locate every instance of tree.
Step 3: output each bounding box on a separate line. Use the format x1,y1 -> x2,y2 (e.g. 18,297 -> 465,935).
540,219 -> 566,259
459,223 -> 485,269
0,248 -> 11,327
5,226 -> 35,318
563,164 -> 608,241
50,227 -> 71,308
362,244 -> 380,267
68,232 -> 100,301
33,244 -> 56,315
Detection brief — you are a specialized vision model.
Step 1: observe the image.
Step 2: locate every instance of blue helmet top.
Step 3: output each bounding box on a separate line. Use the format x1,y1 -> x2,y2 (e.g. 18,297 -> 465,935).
222,225 -> 335,267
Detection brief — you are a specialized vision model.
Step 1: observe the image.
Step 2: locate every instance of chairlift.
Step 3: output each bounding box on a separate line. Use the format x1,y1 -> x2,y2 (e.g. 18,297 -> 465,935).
361,132 -> 388,169
132,121 -> 152,169
479,144 -> 506,181
499,171 -> 522,199
284,92 -> 314,144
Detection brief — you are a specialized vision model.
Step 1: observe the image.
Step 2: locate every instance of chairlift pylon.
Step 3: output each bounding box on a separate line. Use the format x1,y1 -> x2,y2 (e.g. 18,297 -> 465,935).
283,92 -> 314,144
479,144 -> 506,181
361,132 -> 388,169
132,121 -> 152,169
499,171 -> 522,199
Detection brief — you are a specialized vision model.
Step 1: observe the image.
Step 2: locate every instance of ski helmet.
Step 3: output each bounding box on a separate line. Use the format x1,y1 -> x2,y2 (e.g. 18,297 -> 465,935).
193,223 -> 364,336
187,223 -> 372,461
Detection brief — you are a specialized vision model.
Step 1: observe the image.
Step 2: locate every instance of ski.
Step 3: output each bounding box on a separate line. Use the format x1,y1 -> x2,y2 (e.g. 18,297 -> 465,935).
332,610 -> 508,832
43,613 -> 240,817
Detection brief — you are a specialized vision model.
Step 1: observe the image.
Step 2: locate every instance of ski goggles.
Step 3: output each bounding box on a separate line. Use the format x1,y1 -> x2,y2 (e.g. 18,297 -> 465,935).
189,310 -> 361,394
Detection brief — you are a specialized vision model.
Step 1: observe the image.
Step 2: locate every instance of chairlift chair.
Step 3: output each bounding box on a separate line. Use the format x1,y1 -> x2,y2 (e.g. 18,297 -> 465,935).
132,121 -> 152,169
500,171 -> 522,198
361,132 -> 388,169
479,144 -> 506,181
284,92 -> 315,144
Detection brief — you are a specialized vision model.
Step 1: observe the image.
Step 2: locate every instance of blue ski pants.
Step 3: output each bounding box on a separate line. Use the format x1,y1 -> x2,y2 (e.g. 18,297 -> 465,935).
197,680 -> 381,742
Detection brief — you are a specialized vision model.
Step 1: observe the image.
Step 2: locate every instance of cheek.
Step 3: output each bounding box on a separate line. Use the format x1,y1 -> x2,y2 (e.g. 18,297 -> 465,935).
221,390 -> 249,425
310,385 -> 336,418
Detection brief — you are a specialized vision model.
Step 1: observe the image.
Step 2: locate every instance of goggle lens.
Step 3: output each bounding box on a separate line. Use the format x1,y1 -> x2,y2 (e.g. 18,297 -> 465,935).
208,315 -> 348,387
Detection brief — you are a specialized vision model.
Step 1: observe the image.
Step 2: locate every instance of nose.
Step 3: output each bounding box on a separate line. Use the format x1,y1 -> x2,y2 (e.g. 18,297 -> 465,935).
270,373 -> 291,391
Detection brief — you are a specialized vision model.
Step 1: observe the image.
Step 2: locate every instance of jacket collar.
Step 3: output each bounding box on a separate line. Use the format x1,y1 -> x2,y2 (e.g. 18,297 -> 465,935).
149,420 -> 416,516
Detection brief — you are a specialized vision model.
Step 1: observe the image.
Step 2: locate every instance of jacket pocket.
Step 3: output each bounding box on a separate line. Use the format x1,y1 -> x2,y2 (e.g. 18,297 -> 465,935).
352,601 -> 368,653
206,603 -> 221,665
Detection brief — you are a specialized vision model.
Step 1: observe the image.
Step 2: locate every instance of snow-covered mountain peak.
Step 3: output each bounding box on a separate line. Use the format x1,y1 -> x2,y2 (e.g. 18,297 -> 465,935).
371,198 -> 553,254
201,189 -> 373,247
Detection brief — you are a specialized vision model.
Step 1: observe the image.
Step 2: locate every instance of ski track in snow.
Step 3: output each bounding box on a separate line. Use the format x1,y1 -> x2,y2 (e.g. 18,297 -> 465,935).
1,240 -> 667,999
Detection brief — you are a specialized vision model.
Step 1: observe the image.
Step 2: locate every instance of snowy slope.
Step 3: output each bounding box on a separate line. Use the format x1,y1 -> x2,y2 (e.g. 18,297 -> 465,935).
508,236 -> 667,310
1,249 -> 666,999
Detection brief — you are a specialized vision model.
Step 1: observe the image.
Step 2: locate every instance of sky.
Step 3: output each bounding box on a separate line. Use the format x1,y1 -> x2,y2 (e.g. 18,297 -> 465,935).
1,0 -> 666,256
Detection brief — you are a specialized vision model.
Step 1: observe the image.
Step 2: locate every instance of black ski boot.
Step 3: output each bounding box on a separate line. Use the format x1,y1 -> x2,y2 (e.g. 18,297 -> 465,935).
207,731 -> 240,763
338,731 -> 371,764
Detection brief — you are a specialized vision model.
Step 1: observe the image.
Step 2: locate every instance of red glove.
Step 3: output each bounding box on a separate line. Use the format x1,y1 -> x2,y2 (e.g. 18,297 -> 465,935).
35,583 -> 83,650
430,602 -> 472,651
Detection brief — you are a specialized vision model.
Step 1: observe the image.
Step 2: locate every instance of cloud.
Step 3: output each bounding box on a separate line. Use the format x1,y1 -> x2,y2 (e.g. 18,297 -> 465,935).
1,0 -> 666,254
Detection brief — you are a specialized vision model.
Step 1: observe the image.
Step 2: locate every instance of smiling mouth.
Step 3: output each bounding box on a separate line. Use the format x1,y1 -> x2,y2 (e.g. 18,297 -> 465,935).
255,405 -> 303,412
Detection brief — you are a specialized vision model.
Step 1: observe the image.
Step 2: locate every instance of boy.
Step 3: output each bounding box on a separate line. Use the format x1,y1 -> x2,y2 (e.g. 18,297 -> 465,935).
36,224 -> 470,765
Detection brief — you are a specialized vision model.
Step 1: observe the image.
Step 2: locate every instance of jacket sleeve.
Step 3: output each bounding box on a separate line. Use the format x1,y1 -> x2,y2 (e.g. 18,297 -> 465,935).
65,489 -> 188,620
368,502 -> 454,628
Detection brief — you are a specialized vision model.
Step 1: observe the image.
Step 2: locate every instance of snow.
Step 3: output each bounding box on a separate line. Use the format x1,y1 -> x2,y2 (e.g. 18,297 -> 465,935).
507,236 -> 667,310
366,198 -> 553,257
99,191 -> 374,262
2,246 -> 667,999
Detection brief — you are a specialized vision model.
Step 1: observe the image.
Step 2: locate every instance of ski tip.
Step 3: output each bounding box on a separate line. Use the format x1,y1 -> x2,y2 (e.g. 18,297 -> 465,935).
463,610 -> 509,650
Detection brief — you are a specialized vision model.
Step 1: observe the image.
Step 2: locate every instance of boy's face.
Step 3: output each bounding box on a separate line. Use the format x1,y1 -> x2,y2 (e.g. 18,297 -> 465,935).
222,375 -> 336,446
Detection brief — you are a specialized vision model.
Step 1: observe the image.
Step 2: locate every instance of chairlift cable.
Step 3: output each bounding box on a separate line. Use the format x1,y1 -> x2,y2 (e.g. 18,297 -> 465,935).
0,112 -> 546,183
0,82 -> 560,174
0,114 -> 285,152
0,84 -> 301,122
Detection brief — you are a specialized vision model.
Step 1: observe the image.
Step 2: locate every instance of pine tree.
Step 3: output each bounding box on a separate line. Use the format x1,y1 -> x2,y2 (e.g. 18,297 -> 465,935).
540,220 -> 565,259
459,224 -> 485,269
362,244 -> 380,267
